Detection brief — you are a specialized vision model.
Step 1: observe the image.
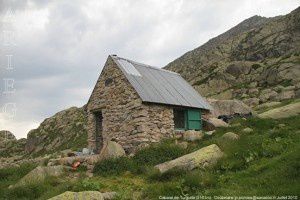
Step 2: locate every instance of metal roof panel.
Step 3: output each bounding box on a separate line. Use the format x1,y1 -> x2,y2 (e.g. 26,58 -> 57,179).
111,55 -> 211,110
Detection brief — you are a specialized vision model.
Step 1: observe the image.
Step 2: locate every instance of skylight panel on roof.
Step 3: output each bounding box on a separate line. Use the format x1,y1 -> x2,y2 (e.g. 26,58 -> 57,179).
118,59 -> 142,76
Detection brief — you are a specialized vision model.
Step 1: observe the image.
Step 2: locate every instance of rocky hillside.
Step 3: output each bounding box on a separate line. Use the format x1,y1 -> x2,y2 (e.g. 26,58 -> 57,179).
165,7 -> 300,107
0,130 -> 26,158
25,106 -> 88,156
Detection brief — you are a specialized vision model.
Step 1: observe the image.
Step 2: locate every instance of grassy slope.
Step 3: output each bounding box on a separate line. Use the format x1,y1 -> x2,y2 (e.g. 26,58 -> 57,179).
0,115 -> 299,200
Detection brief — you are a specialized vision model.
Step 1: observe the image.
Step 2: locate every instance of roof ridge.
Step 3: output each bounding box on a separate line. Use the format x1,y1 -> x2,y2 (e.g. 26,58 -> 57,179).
111,55 -> 179,75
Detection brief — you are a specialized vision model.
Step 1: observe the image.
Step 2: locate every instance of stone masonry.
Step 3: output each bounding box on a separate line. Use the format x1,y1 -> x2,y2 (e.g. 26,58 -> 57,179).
87,56 -> 174,153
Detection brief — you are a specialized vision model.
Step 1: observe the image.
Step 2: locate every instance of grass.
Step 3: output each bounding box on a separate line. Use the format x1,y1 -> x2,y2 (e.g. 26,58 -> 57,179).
0,115 -> 299,199
93,140 -> 187,176
142,115 -> 300,198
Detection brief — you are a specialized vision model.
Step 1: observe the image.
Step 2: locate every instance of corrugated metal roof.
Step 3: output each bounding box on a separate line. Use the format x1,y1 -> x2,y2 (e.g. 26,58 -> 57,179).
111,55 -> 212,110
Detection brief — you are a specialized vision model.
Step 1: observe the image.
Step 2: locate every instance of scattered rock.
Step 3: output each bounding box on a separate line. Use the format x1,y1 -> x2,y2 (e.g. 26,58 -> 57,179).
203,118 -> 229,131
231,123 -> 241,127
99,141 -> 126,160
183,130 -> 204,141
222,132 -> 240,140
242,127 -> 253,133
155,144 -> 223,174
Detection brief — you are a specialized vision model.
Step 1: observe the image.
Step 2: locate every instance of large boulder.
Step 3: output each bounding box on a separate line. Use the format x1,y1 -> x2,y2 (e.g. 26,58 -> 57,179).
221,132 -> 240,140
203,118 -> 229,131
155,144 -> 223,174
11,165 -> 67,188
183,130 -> 204,141
242,127 -> 254,133
259,101 -> 300,119
225,62 -> 252,77
207,99 -> 253,117
99,141 -> 126,160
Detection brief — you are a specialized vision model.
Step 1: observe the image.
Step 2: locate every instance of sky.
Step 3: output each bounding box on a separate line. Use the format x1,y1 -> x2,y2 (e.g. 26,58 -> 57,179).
0,0 -> 299,139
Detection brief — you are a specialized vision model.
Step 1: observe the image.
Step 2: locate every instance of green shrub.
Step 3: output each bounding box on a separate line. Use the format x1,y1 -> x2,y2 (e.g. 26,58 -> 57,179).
142,182 -> 182,199
0,163 -> 36,183
93,157 -> 137,176
5,183 -> 48,199
182,170 -> 216,192
2,176 -> 60,200
147,167 -> 186,182
93,141 -> 186,176
245,117 -> 276,131
262,138 -> 285,157
76,165 -> 87,172
133,142 -> 186,166
281,79 -> 293,87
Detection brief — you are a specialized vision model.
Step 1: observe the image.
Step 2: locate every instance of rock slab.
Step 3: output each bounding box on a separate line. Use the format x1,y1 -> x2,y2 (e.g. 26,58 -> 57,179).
155,144 -> 223,174
48,191 -> 104,200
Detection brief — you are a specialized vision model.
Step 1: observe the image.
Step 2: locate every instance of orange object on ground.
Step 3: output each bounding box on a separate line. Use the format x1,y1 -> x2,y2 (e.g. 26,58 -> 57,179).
72,161 -> 81,170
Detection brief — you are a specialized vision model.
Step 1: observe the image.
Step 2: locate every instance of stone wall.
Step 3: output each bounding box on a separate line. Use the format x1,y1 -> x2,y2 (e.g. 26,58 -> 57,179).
87,56 -> 174,153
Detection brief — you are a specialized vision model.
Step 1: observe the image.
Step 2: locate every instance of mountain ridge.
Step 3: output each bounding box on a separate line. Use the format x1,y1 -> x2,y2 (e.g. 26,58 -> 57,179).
164,7 -> 300,106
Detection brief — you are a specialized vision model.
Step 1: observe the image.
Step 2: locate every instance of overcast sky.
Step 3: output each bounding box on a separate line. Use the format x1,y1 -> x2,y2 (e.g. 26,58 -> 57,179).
0,0 -> 299,139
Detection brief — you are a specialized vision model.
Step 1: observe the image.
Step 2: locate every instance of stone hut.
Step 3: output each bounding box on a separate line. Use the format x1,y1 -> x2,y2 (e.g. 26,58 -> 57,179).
87,55 -> 211,154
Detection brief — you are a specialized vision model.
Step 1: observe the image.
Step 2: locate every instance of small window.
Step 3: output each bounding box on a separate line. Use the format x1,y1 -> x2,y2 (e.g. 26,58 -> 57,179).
174,109 -> 186,130
105,78 -> 113,86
